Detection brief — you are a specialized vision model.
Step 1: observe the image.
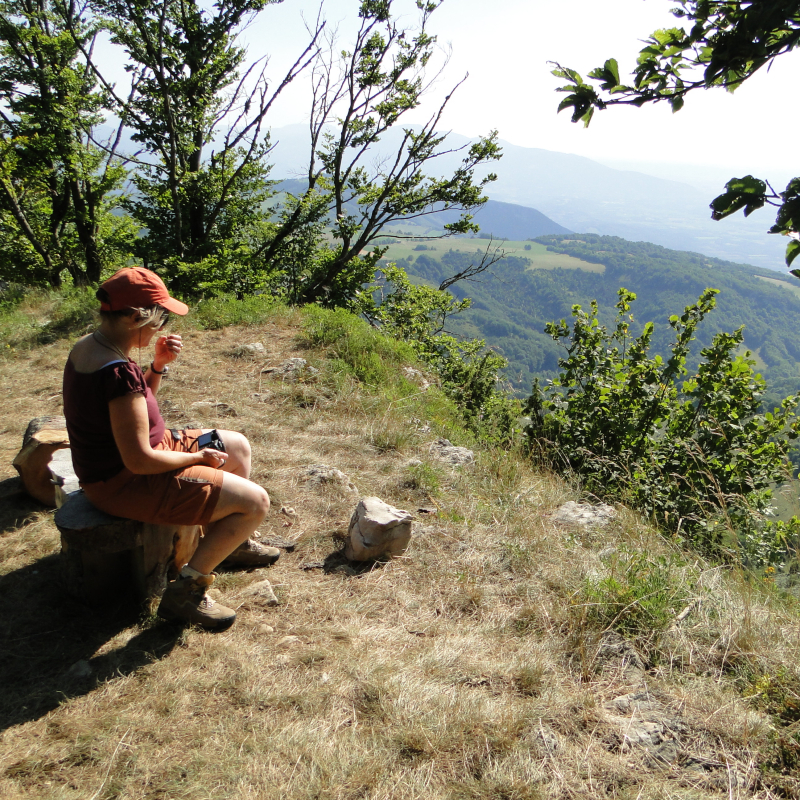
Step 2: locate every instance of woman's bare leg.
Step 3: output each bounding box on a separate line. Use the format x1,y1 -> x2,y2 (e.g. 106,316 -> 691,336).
187,472 -> 269,574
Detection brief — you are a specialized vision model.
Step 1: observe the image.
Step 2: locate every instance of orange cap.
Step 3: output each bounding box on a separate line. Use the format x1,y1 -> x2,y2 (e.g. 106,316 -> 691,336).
99,267 -> 188,315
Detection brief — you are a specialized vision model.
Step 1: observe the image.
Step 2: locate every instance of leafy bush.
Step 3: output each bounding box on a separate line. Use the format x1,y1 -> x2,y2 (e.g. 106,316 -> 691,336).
526,288 -> 800,559
191,294 -> 281,330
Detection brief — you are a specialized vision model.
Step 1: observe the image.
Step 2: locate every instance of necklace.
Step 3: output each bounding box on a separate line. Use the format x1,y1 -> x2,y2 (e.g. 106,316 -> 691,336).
93,331 -> 129,363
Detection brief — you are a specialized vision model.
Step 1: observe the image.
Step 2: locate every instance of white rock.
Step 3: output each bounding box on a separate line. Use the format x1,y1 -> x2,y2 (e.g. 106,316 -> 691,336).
241,579 -> 279,607
276,635 -> 301,648
234,342 -> 265,357
345,496 -> 414,561
553,501 -> 616,529
403,368 -> 430,390
257,624 -> 274,635
303,464 -> 357,493
263,358 -> 319,381
429,438 -> 474,465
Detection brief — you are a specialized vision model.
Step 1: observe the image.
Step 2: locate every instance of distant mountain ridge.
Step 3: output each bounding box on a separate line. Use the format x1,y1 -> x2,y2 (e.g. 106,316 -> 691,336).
267,124 -> 787,271
274,179 -> 571,240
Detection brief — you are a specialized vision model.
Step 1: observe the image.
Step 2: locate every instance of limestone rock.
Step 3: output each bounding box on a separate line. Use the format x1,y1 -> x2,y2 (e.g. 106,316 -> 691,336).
262,358 -> 319,382
553,501 -> 616,529
302,464 -> 357,493
241,579 -> 279,607
429,438 -> 474,465
402,368 -> 430,390
234,342 -> 265,357
345,497 -> 414,561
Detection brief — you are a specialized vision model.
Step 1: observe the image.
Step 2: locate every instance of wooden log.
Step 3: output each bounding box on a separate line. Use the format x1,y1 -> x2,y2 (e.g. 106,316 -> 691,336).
55,492 -> 200,611
12,416 -> 78,507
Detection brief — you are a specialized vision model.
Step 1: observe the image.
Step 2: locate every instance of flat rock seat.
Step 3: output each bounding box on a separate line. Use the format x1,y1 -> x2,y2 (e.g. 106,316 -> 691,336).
54,491 -> 200,611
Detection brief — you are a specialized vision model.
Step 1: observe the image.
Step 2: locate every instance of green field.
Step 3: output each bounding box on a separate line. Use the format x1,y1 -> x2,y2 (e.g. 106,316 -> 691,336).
379,238 -> 604,273
755,273 -> 800,298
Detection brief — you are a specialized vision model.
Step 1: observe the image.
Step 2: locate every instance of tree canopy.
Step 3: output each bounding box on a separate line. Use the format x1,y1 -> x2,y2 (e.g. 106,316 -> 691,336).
551,0 -> 800,269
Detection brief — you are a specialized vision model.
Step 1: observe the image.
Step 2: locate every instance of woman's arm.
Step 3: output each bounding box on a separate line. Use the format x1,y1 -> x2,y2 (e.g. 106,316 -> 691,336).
109,393 -> 227,474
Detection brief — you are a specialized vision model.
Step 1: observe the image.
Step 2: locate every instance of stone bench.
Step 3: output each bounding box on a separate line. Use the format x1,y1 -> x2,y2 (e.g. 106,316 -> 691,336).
15,417 -> 199,610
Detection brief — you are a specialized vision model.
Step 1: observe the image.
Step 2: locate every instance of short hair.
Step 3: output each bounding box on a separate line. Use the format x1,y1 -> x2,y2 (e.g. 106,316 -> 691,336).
96,287 -> 168,329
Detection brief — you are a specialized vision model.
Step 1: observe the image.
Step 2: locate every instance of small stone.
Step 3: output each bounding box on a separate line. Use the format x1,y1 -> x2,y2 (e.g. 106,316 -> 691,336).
251,392 -> 273,402
429,438 -> 474,465
241,579 -> 279,606
262,358 -> 319,382
403,369 -> 431,390
257,624 -> 274,635
65,660 -> 92,680
553,501 -> 616,529
302,464 -> 357,493
276,635 -> 301,648
234,342 -> 265,357
535,726 -> 560,753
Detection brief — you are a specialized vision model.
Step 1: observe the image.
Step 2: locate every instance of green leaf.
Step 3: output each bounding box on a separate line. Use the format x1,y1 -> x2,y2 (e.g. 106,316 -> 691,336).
710,176 -> 767,220
786,240 -> 800,268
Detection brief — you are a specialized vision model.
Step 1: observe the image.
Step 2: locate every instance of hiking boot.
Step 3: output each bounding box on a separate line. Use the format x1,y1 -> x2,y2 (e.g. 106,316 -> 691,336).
221,539 -> 281,568
157,573 -> 236,630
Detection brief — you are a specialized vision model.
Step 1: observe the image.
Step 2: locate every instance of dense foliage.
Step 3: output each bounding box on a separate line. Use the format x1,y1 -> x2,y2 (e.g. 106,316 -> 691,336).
526,288 -> 800,562
0,0 -> 499,303
401,235 -> 800,407
551,0 -> 800,268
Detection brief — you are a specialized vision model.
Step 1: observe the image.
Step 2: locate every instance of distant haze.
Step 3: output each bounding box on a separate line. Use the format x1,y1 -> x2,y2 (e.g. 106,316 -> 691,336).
267,124 -> 789,272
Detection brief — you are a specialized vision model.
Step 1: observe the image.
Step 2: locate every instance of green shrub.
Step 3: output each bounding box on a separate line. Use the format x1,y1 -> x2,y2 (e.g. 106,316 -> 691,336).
527,288 -> 800,560
190,293 -> 282,330
576,549 -> 691,642
300,305 -> 418,386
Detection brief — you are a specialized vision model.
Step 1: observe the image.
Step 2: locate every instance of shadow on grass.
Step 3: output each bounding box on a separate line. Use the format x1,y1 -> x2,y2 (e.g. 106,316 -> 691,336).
0,552 -> 181,733
0,476 -> 47,535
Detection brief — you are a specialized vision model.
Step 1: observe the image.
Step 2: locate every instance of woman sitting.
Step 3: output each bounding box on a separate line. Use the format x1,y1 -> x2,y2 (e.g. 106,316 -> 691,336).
62,266 -> 277,630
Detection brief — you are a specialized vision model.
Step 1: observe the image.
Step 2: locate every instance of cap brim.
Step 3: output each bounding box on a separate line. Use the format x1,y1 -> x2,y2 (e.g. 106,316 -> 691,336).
161,296 -> 189,315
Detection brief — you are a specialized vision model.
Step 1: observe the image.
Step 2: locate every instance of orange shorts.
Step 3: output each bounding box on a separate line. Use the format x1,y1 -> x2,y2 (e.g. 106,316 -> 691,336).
81,429 -> 224,526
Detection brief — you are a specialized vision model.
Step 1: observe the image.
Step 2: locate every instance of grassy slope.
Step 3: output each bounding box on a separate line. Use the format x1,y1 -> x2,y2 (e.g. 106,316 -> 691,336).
1,299 -> 800,799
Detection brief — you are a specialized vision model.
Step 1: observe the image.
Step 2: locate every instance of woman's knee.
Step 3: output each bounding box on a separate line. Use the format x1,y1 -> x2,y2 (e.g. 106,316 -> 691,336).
252,485 -> 270,518
219,430 -> 250,459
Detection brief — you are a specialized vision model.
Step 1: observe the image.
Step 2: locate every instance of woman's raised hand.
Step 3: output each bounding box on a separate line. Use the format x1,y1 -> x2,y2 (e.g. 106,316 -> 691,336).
154,334 -> 183,367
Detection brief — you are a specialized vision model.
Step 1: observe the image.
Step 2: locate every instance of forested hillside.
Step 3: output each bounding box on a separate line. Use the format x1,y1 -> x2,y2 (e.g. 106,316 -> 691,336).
396,234 -> 800,403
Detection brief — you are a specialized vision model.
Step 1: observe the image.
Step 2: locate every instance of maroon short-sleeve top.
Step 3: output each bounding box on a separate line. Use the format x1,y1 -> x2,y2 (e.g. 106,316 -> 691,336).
63,358 -> 166,483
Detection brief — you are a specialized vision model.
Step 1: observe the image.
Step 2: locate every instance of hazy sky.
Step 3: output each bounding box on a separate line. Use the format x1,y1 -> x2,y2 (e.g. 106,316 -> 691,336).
235,0 -> 798,179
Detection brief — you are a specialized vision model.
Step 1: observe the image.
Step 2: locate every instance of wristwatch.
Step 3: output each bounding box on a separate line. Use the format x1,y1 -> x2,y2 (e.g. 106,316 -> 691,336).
150,362 -> 169,375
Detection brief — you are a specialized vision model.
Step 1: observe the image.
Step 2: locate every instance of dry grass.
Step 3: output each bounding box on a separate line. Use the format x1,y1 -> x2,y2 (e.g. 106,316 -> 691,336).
2,307 -> 800,799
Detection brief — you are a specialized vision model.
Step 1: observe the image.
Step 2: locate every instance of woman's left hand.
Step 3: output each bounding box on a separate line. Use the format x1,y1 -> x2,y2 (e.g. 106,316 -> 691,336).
153,334 -> 183,369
